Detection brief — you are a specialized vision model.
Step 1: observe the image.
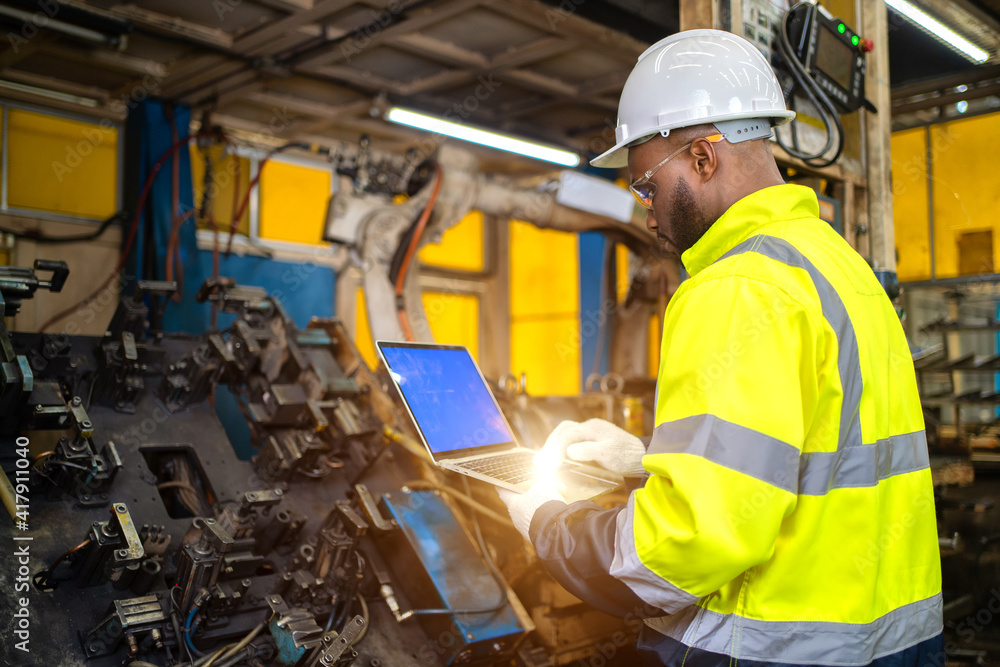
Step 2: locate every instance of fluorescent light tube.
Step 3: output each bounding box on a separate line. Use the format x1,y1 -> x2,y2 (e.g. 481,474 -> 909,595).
886,0 -> 989,63
0,80 -> 98,107
386,107 -> 580,168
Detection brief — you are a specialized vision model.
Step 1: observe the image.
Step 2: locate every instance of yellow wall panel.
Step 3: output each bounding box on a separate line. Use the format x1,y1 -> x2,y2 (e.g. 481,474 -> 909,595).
189,145 -> 251,236
615,244 -> 630,304
929,114 -> 1000,278
422,291 -> 479,358
890,128 -> 930,281
259,160 -> 331,246
511,318 -> 581,396
509,220 -> 580,395
355,289 -> 480,367
509,220 -> 578,318
419,210 -> 485,272
8,109 -> 117,219
355,288 -> 377,370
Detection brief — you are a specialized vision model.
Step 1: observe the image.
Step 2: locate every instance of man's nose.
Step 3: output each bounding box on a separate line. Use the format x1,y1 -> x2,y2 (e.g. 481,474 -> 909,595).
645,210 -> 657,234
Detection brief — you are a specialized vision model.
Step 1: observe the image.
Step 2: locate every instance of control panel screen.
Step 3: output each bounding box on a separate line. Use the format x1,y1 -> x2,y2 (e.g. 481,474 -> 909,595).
816,25 -> 854,90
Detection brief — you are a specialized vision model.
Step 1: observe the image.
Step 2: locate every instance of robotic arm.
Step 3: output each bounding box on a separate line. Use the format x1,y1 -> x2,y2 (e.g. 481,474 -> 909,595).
324,144 -> 659,345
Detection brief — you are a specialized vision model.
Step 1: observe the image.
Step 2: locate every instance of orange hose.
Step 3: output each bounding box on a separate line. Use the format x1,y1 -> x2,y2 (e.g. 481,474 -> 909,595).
165,208 -> 196,295
394,165 -> 443,341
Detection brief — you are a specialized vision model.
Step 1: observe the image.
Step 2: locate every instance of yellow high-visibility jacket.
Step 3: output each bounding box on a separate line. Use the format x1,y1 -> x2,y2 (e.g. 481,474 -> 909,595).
530,184 -> 942,666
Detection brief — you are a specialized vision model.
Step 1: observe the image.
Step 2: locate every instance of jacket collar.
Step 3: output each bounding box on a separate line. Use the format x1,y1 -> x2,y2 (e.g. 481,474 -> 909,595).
680,184 -> 820,277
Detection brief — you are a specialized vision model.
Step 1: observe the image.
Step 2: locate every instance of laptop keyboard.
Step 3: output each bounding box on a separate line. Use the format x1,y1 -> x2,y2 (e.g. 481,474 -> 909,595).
455,450 -> 538,485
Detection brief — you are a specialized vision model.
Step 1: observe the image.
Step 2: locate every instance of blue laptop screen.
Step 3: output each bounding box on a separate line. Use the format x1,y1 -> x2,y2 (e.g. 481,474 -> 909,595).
379,345 -> 514,455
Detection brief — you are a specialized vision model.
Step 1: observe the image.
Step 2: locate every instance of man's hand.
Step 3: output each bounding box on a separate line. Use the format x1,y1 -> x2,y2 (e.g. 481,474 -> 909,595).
497,483 -> 566,541
538,418 -> 646,477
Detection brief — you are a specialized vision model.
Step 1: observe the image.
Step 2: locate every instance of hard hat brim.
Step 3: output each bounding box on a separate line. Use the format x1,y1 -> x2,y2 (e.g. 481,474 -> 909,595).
588,110 -> 796,169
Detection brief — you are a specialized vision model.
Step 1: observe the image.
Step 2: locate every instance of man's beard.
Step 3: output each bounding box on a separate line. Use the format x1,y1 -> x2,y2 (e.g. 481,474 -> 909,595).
656,177 -> 715,256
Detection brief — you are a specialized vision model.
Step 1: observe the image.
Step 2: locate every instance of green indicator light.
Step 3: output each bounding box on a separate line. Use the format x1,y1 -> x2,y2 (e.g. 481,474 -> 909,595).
851,35 -> 859,46
838,23 -> 846,33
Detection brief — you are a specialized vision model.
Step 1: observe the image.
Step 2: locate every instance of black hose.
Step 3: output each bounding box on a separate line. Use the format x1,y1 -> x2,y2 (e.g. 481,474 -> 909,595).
0,211 -> 125,244
775,4 -> 845,168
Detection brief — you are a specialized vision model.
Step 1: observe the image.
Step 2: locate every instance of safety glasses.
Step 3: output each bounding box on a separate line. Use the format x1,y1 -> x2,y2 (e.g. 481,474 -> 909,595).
629,133 -> 726,209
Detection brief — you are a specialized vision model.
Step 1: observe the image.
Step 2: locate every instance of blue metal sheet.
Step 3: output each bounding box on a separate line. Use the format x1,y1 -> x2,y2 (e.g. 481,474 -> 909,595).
381,490 -> 524,661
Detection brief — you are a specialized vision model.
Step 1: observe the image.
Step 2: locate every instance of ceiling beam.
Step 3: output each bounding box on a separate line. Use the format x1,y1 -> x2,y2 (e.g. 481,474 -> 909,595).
892,81 -> 1000,115
39,44 -> 169,77
246,90 -> 370,118
109,5 -> 235,48
249,0 -> 316,11
487,0 -> 647,63
489,35 -> 576,69
892,64 -> 1000,100
0,33 -> 56,70
295,0 -> 478,69
392,33 -> 490,69
233,0 -> 357,55
0,69 -> 109,104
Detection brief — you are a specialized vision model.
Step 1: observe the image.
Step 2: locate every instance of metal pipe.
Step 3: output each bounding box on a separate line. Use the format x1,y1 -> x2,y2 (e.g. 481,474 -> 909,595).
0,5 -> 121,47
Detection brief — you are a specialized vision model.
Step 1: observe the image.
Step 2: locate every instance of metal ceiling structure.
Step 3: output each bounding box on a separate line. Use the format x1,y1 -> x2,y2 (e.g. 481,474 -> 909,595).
1,0 -> 1000,164
0,0 -> 664,172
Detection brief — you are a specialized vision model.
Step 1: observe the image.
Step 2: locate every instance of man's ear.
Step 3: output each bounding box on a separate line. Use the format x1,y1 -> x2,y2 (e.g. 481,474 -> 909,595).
689,137 -> 720,183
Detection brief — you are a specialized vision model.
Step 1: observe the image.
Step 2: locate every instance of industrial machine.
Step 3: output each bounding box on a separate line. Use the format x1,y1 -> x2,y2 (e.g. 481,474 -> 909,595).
0,257 -> 648,666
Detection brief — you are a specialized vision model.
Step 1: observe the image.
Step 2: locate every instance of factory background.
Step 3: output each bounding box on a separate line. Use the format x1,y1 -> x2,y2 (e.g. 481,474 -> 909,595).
2,0 -> 1000,665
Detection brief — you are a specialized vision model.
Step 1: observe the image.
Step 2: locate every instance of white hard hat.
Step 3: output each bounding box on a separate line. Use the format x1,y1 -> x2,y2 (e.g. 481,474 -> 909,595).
591,29 -> 795,168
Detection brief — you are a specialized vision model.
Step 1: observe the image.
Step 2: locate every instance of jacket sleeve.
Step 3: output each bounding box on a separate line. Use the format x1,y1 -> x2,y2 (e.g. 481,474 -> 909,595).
529,500 -> 663,619
529,275 -> 820,614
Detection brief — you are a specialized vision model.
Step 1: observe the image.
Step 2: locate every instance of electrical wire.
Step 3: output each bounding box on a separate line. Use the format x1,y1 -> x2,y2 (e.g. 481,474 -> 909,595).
166,106 -> 184,301
775,4 -> 844,168
32,538 -> 91,590
352,595 -> 370,646
394,164 -> 443,341
0,211 -> 125,244
43,459 -> 93,473
184,605 -> 205,658
225,142 -> 311,257
39,130 -> 224,333
200,622 -> 265,667
403,479 -> 514,526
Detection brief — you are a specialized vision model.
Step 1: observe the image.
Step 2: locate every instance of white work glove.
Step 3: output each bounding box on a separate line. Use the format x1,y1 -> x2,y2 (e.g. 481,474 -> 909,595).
538,418 -> 646,477
497,483 -> 566,541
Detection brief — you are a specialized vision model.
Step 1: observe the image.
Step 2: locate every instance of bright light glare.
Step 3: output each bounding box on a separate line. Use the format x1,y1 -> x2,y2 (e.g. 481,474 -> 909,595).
885,0 -> 989,63
386,107 -> 581,167
534,450 -> 562,474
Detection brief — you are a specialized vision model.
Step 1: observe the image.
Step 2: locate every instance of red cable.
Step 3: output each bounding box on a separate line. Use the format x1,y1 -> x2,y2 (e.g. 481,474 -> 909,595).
394,165 -> 443,341
39,131 -> 222,333
165,115 -> 182,301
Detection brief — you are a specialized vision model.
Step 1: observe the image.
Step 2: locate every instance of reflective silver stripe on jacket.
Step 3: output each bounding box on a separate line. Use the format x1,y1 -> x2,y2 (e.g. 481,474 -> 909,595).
643,593 -> 943,666
718,235 -> 863,449
609,493 -> 698,613
647,416 -> 929,495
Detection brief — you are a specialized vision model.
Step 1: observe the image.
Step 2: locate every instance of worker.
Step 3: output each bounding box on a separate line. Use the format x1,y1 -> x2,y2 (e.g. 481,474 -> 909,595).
499,29 -> 942,667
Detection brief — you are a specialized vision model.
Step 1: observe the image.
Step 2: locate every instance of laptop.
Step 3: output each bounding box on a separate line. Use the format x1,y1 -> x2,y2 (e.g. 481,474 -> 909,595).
376,341 -> 621,503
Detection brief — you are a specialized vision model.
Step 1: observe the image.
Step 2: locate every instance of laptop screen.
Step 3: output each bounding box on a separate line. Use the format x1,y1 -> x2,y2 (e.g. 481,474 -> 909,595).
377,343 -> 515,457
